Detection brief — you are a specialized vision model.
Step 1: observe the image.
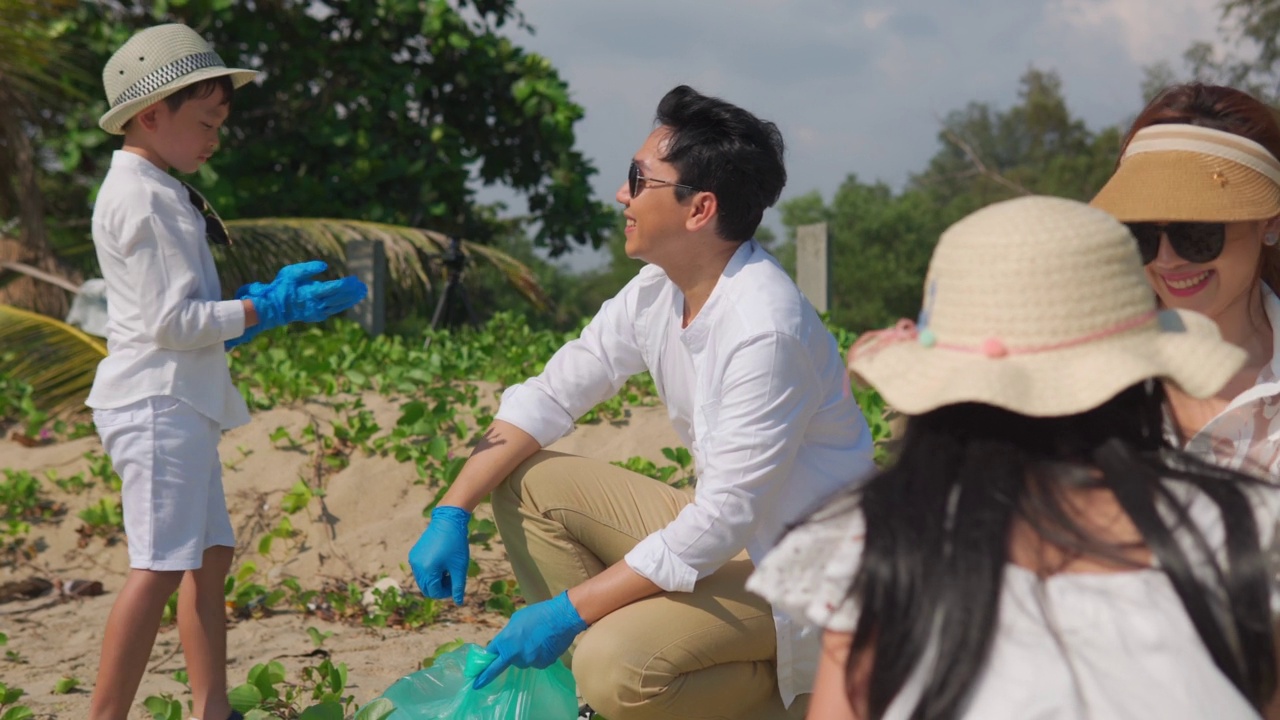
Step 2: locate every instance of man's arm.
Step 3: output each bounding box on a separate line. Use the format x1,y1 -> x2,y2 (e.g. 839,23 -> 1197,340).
566,560 -> 661,624
438,420 -> 542,511
626,331 -> 826,592
411,276 -> 652,605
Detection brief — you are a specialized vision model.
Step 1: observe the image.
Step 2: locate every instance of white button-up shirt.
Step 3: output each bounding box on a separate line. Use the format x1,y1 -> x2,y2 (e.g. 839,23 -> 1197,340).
86,151 -> 250,430
495,239 -> 876,705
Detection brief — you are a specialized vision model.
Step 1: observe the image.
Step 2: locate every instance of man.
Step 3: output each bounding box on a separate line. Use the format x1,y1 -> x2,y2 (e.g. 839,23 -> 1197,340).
409,85 -> 874,719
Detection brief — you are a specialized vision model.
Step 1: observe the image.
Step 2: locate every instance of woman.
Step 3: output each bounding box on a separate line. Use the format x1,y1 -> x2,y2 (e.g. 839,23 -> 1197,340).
747,196 -> 1279,718
1091,83 -> 1280,470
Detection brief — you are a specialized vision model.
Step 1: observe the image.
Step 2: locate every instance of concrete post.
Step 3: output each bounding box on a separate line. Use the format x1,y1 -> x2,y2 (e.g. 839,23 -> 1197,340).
795,223 -> 830,313
346,239 -> 386,336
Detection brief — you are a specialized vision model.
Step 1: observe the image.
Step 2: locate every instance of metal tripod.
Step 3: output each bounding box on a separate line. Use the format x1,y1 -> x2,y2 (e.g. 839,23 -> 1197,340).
429,236 -> 478,331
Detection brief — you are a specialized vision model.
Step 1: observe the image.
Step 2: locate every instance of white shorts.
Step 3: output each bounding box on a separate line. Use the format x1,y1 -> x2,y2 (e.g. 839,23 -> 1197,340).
93,396 -> 235,571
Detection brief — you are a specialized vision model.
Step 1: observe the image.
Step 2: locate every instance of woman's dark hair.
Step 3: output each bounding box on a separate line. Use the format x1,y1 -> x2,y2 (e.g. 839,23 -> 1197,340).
654,85 -> 786,243
846,382 -> 1275,718
1123,83 -> 1280,290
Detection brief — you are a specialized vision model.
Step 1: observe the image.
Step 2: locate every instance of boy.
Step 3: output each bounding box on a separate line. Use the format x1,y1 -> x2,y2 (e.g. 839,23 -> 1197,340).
87,24 -> 365,720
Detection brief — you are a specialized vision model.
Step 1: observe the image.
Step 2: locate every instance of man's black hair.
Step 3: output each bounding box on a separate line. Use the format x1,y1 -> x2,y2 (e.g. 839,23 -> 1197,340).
654,85 -> 786,242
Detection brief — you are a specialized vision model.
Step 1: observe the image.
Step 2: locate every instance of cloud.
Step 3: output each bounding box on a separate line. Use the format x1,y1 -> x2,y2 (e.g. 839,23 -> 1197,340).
477,0 -> 1224,269
1045,0 -> 1219,65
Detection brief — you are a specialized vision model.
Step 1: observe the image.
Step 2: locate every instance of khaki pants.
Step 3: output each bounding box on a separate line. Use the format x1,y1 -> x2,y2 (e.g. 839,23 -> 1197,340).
492,451 -> 809,720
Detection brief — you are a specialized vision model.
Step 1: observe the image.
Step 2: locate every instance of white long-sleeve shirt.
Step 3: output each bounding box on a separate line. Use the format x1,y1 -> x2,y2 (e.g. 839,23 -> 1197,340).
86,150 -> 250,430
495,239 -> 876,705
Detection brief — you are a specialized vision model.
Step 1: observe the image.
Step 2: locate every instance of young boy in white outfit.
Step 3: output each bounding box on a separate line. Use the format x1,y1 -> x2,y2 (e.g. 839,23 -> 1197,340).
85,24 -> 366,720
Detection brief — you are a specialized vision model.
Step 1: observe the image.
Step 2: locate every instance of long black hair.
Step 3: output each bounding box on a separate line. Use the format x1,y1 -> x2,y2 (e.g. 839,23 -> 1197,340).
848,382 -> 1276,718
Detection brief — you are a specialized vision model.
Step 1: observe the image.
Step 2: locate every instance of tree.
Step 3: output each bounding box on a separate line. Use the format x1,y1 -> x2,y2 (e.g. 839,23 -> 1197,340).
779,69 -> 1123,334
41,0 -> 613,262
778,179 -> 944,333
912,68 -> 1120,218
1153,0 -> 1280,102
0,0 -> 91,316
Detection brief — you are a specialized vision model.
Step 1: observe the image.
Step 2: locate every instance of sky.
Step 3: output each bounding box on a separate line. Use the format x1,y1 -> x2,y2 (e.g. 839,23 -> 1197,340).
479,0 -> 1226,270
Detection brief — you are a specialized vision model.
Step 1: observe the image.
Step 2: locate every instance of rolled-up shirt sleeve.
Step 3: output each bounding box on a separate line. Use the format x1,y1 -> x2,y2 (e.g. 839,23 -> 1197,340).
626,331 -> 818,592
122,214 -> 245,351
495,281 -> 650,447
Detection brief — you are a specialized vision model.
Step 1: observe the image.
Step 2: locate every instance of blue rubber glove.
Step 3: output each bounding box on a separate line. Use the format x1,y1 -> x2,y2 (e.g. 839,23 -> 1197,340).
225,261 -> 368,349
251,261 -> 367,330
408,506 -> 472,605
225,281 -> 269,350
471,591 -> 589,690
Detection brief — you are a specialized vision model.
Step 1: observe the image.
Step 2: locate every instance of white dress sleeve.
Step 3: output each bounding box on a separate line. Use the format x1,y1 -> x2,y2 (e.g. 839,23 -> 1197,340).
1254,485 -> 1280,616
746,492 -> 866,633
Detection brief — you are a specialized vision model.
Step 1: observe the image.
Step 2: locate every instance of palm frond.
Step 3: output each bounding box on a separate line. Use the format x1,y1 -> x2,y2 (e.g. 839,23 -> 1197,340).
0,260 -> 82,294
217,218 -> 552,315
0,303 -> 106,415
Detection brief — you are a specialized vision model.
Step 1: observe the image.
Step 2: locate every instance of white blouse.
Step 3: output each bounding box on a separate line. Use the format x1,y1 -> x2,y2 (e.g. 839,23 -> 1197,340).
748,487 -> 1280,719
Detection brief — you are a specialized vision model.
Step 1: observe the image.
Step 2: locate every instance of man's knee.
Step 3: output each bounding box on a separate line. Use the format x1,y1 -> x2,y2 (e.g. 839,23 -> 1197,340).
573,625 -> 651,720
491,450 -> 563,523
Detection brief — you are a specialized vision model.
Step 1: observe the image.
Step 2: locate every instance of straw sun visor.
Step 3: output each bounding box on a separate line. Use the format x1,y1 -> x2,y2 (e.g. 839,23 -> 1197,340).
1091,124 -> 1280,223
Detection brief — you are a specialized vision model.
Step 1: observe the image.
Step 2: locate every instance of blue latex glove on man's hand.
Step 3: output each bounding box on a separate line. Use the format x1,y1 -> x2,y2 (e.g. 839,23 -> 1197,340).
408,506 -> 472,605
225,260 -> 368,349
471,591 -> 589,690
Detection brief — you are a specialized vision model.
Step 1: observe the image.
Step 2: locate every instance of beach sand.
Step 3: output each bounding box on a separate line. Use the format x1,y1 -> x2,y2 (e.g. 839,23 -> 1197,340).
0,388 -> 679,718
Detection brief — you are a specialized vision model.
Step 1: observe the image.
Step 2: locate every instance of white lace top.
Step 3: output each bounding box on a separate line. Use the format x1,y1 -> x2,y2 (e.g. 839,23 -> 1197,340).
748,482 -> 1280,720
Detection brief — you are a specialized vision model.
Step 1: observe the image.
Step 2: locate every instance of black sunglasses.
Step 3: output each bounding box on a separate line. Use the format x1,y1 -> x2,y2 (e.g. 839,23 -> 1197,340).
627,161 -> 698,198
180,179 -> 231,246
1125,222 -> 1225,265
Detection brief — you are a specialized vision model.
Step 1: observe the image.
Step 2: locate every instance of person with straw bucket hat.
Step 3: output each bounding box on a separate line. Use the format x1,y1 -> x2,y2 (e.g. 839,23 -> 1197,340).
86,23 -> 366,720
748,195 -> 1280,719
1091,84 -> 1280,481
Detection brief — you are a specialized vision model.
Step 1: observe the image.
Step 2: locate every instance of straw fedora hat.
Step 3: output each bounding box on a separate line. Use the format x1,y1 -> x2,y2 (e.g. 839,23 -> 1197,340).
100,24 -> 257,135
1091,123 -> 1280,222
847,196 -> 1246,417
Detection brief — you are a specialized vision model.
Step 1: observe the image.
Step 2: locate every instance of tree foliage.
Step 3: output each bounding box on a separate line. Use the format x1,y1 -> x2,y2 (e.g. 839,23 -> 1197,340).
0,0 -> 92,316
37,0 -> 613,262
778,69 -> 1123,334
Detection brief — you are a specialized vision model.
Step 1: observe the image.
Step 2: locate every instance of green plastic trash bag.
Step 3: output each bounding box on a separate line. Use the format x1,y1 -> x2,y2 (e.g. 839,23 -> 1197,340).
367,643 -> 578,719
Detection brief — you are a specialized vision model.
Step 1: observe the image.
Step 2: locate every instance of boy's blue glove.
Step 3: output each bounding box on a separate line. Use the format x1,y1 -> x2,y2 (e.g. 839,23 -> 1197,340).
250,260 -> 367,329
472,591 -> 589,690
225,281 -> 270,350
224,260 -> 368,349
408,506 -> 472,605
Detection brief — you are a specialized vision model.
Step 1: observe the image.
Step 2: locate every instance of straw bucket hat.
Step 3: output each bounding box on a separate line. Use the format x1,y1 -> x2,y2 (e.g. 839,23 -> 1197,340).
1091,123 -> 1280,222
847,196 -> 1246,417
99,24 -> 257,135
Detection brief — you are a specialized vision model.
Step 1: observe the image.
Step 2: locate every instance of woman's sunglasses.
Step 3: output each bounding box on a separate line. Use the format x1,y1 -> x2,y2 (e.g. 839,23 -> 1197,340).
1124,222 -> 1225,265
180,179 -> 231,246
627,161 -> 698,198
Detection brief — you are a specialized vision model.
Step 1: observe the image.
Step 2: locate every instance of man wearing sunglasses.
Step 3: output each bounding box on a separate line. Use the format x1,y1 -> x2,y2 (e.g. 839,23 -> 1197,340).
408,85 -> 874,719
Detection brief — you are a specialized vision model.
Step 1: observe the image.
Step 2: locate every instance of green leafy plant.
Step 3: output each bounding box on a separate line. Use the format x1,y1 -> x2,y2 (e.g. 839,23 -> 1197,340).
0,680 -> 33,720
485,579 -> 519,618
82,449 -> 122,492
306,627 -> 334,648
225,563 -> 285,620
141,694 -> 182,720
77,497 -> 123,540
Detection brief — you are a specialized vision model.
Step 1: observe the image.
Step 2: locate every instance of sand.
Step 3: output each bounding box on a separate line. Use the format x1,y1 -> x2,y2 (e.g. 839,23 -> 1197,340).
0,387 -> 680,718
